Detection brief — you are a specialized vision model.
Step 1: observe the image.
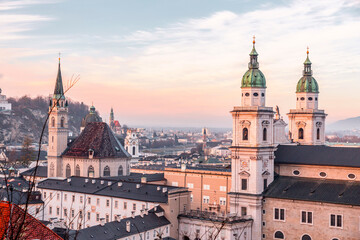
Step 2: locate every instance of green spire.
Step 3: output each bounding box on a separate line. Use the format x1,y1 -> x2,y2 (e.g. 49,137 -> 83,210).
53,55 -> 65,99
296,47 -> 319,93
241,36 -> 266,88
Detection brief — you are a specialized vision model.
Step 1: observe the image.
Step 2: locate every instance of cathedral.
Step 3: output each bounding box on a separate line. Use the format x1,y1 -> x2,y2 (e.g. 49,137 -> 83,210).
47,58 -> 131,179
178,39 -> 360,240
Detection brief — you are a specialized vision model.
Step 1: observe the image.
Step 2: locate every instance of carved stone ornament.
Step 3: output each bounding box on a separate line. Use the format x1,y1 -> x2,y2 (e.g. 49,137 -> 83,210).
239,120 -> 251,127
239,171 -> 250,177
316,122 -> 322,127
296,121 -> 306,128
250,156 -> 262,160
262,159 -> 268,171
262,171 -> 270,176
262,120 -> 270,127
240,159 -> 250,171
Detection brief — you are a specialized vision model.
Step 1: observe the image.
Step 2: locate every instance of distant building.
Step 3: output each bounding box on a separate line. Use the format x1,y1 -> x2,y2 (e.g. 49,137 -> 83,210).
125,129 -> 139,158
80,105 -> 102,132
0,88 -> 11,113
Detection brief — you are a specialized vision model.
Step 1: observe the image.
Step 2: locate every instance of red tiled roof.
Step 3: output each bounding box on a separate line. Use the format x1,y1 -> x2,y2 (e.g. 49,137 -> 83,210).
62,122 -> 130,158
0,201 -> 62,240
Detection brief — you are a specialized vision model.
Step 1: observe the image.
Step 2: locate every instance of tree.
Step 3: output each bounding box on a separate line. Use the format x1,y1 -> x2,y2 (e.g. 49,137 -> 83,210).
19,136 -> 35,166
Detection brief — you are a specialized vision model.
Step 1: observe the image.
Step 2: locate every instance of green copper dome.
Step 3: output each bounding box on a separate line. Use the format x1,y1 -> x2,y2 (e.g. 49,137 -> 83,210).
296,76 -> 319,93
242,69 -> 266,88
296,50 -> 319,93
241,40 -> 266,88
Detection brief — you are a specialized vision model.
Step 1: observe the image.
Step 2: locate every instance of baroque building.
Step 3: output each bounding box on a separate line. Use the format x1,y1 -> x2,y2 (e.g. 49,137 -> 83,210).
47,59 -> 131,179
124,129 -> 139,158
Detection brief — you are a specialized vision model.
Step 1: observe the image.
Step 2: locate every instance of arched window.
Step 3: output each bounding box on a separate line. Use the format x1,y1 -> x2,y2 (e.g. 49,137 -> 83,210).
88,165 -> 94,178
132,146 -> 136,155
317,128 -> 320,140
301,234 -> 312,240
75,165 -> 80,176
50,163 -> 55,177
51,117 -> 55,127
118,165 -> 123,176
274,231 -> 284,239
183,236 -> 190,240
299,128 -> 304,140
243,128 -> 249,141
66,164 -> 71,178
60,117 -> 65,128
263,128 -> 267,141
103,166 -> 110,176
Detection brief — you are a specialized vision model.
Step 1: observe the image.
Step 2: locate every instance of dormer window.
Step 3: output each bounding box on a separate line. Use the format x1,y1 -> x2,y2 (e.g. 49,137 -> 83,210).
243,128 -> 249,141
89,149 -> 94,159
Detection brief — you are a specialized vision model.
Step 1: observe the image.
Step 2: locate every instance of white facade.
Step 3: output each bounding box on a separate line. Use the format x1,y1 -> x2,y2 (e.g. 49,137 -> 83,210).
0,88 -> 11,112
125,130 -> 139,158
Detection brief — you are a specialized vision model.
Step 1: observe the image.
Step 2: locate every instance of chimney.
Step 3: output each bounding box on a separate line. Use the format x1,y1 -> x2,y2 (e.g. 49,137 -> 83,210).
116,214 -> 121,222
154,205 -> 158,211
126,221 -> 130,232
141,177 -> 147,184
85,179 -> 89,183
131,211 -> 135,218
101,180 -> 104,185
67,179 -> 71,183
181,163 -> 186,172
107,181 -> 112,186
89,149 -> 94,159
136,184 -> 140,189
92,180 -> 96,184
100,218 -> 105,226
157,186 -> 161,191
118,182 -> 122,187
140,210 -> 144,218
162,187 -> 167,193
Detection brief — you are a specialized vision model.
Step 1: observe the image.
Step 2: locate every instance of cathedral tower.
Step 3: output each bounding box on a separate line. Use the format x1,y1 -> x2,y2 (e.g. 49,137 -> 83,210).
47,57 -> 68,177
287,48 -> 327,145
229,38 -> 276,239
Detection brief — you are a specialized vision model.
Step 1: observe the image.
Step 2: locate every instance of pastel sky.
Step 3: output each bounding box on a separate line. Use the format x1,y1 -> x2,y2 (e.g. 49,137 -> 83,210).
1,0 -> 360,128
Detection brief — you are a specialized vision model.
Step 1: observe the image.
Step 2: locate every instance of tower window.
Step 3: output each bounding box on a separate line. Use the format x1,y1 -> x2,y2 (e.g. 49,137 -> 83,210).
253,92 -> 258,97
308,97 -> 313,101
51,117 -> 55,127
300,97 -> 305,101
75,165 -> 80,176
245,93 -> 250,97
66,164 -> 71,178
88,165 -> 95,178
315,97 -> 318,101
60,117 -> 65,128
118,165 -> 123,176
263,128 -> 267,141
298,128 -> 304,140
242,128 -> 249,141
103,166 -> 110,176
132,146 -> 136,155
261,93 -> 265,97
317,128 -> 320,140
263,178 -> 268,190
241,179 -> 248,190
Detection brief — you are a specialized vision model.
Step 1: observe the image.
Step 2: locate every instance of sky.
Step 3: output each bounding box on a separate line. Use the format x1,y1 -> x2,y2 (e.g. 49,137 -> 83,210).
0,0 -> 360,128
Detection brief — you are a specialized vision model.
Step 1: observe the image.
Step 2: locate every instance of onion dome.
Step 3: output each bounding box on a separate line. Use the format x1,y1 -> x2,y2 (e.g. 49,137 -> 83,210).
241,36 -> 266,88
81,105 -> 103,128
296,47 -> 319,93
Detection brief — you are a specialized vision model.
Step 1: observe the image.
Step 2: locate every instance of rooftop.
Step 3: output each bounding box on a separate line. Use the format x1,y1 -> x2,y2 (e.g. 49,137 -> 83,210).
264,176 -> 360,206
69,206 -> 170,240
37,176 -> 186,203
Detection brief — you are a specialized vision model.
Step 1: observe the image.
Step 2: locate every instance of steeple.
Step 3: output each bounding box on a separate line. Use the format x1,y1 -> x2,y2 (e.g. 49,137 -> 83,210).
249,36 -> 259,69
303,47 -> 312,76
53,55 -> 65,99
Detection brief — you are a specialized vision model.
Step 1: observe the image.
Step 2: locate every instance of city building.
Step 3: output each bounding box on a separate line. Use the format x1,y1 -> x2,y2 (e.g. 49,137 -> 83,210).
125,129 -> 140,158
47,59 -> 131,178
0,88 -> 11,113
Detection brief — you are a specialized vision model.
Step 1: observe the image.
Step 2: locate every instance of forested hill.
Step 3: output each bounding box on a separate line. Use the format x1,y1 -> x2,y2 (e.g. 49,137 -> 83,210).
0,96 -> 90,144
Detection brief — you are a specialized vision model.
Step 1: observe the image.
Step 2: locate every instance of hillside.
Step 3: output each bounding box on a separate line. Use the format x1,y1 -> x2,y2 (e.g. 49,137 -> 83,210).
328,116 -> 360,132
0,96 -> 90,144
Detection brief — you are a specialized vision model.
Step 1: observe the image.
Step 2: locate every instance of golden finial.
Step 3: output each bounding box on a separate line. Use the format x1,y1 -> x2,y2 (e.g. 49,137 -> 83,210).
307,46 -> 309,55
253,35 -> 256,45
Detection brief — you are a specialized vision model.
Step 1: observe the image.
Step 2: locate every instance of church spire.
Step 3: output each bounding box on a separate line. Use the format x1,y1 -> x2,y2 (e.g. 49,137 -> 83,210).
53,54 -> 65,99
303,47 -> 312,76
248,36 -> 259,69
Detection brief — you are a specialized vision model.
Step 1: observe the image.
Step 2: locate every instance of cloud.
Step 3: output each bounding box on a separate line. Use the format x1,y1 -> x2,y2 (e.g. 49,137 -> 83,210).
1,0 -> 360,127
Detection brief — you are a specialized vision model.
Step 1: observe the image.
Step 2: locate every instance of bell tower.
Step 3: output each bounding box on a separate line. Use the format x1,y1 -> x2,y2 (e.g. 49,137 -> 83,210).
229,37 -> 276,240
287,48 -> 327,145
47,56 -> 68,178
